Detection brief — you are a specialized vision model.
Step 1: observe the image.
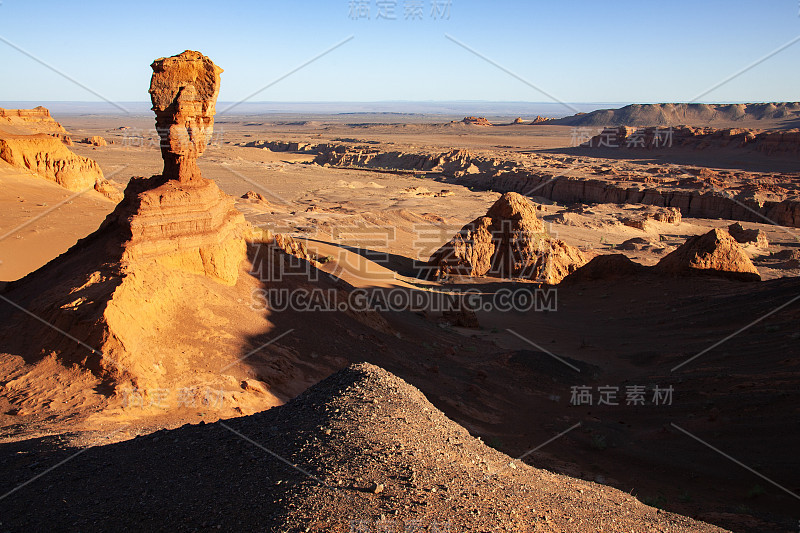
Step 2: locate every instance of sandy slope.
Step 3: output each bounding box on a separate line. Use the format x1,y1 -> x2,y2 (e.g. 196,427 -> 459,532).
0,163 -> 114,282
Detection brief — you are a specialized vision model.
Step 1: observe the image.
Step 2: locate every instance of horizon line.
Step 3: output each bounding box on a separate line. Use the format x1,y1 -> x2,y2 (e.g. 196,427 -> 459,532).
3,99 -> 799,105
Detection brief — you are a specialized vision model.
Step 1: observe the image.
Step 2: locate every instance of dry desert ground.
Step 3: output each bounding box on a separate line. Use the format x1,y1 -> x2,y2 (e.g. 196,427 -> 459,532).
0,55 -> 799,532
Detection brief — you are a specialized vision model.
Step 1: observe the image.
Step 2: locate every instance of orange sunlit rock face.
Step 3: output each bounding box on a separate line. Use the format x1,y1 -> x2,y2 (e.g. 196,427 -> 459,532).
149,50 -> 223,182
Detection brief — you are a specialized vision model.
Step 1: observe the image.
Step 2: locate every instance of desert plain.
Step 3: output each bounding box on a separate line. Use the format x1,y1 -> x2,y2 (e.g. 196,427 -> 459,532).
0,51 -> 798,533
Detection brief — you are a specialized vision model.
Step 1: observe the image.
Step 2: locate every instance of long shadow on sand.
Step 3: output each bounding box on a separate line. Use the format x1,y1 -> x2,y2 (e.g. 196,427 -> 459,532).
234,241 -> 800,531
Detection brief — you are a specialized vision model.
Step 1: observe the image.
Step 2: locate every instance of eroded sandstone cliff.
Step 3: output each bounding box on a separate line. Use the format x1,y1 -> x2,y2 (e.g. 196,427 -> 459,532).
311,143 -> 800,228
0,133 -> 104,191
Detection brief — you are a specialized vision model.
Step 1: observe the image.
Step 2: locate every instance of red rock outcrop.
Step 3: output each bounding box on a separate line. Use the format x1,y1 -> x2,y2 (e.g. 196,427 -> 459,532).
441,306 -> 480,328
93,177 -> 124,203
313,146 -> 475,175
149,50 -> 223,182
82,136 -> 108,147
770,249 -> 800,269
0,106 -> 106,193
727,222 -> 769,249
273,233 -> 313,263
620,206 -> 682,231
241,190 -> 270,204
566,230 -> 761,283
0,106 -> 58,121
462,116 -> 492,126
655,228 -> 761,281
757,130 -> 800,155
0,51 -> 253,411
309,142 -> 800,228
618,237 -> 661,251
0,133 -> 104,191
241,140 -> 314,152
429,192 -> 587,284
0,106 -> 72,144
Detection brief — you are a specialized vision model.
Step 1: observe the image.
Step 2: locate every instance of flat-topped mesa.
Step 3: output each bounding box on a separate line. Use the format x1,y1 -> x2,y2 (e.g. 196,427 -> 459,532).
149,50 -> 222,182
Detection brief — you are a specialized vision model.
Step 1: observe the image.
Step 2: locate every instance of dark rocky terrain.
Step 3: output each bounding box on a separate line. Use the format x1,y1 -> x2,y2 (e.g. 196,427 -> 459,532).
0,363 -> 726,533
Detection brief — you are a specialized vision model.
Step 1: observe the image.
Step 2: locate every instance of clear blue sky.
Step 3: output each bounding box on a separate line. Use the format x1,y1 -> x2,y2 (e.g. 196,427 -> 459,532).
1,0 -> 798,106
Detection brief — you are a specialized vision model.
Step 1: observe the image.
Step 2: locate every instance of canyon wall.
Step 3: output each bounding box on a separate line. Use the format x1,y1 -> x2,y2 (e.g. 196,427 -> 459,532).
311,144 -> 800,228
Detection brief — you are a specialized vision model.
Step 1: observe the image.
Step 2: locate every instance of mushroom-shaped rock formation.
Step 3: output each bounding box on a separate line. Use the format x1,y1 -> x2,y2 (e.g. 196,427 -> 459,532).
149,50 -> 223,183
92,50 -> 247,284
0,51 -> 257,415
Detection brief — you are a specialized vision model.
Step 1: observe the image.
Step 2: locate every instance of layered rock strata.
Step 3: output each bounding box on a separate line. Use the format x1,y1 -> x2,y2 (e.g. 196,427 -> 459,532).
310,144 -> 800,228
0,133 -> 104,191
429,192 -> 587,284
149,50 -> 223,183
0,51 -> 250,404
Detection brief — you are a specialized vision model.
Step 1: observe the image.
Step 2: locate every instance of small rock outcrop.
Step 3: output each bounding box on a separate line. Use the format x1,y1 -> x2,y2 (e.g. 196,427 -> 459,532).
93,178 -> 124,203
581,126 -> 638,148
240,140 -> 313,152
462,116 -> 492,126
440,307 -> 480,328
82,136 -> 108,146
530,115 -> 552,124
149,50 -> 223,182
312,146 -> 475,176
651,206 -> 682,224
429,192 -> 587,284
567,230 -> 764,283
655,228 -> 761,281
727,222 -> 769,249
273,233 -> 313,263
617,237 -> 655,251
563,254 -> 646,283
620,206 -> 682,231
770,249 -> 800,269
241,190 -> 270,204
